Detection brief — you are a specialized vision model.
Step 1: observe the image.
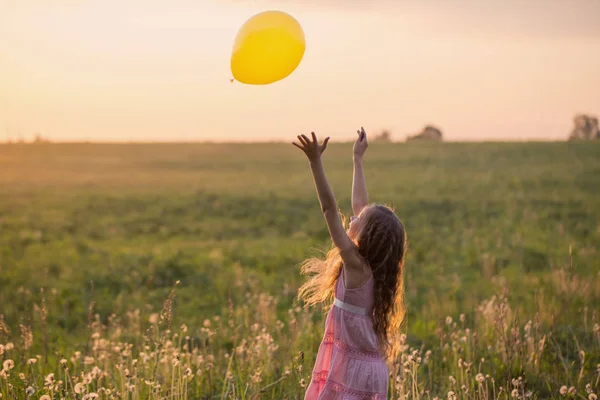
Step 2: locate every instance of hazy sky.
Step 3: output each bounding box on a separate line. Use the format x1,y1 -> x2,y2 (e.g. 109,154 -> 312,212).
1,0 -> 599,142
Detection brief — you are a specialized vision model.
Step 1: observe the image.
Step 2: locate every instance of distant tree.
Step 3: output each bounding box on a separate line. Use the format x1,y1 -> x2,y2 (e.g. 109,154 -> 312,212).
33,133 -> 51,144
373,129 -> 392,142
407,125 -> 443,141
569,114 -> 599,140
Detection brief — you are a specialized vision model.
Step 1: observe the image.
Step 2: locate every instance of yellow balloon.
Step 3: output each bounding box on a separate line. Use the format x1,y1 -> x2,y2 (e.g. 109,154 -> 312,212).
231,11 -> 305,85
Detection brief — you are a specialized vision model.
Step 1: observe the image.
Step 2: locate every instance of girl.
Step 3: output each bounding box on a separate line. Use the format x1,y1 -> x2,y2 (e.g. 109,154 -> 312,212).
293,129 -> 407,400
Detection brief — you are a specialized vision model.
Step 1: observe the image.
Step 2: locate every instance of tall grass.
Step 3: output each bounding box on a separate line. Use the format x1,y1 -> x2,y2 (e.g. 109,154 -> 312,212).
1,142 -> 599,399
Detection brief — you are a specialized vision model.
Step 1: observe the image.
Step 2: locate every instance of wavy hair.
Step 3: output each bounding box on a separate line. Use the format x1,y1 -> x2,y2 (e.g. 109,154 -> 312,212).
297,204 -> 407,358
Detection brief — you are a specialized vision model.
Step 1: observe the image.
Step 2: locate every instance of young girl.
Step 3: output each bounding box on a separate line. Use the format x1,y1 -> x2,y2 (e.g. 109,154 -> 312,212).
293,129 -> 407,400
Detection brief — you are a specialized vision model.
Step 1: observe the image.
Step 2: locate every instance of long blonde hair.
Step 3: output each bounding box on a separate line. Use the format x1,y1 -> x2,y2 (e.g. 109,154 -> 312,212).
297,204 -> 407,358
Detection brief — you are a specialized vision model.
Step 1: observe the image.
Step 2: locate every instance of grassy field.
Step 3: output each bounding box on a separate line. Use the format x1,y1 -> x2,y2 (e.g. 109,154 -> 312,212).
0,141 -> 599,399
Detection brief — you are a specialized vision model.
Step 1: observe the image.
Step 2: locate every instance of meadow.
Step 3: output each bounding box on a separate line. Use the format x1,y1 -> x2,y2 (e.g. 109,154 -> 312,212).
0,141 -> 599,399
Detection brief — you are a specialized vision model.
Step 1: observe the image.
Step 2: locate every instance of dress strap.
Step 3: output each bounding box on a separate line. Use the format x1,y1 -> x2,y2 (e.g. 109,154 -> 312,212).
333,298 -> 369,316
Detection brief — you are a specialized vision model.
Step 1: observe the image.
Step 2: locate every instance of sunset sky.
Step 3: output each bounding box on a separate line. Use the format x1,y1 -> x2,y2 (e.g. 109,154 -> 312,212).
1,0 -> 599,142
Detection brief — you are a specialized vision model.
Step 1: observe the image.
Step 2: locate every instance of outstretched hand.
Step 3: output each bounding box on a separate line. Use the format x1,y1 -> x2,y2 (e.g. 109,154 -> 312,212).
293,132 -> 330,162
353,127 -> 368,159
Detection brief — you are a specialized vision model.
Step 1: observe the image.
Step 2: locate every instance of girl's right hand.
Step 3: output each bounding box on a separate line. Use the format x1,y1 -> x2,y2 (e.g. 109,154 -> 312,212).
293,132 -> 330,162
353,127 -> 368,159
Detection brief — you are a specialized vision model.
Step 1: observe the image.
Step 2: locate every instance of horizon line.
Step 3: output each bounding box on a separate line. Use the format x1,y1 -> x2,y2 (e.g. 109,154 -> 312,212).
0,139 -> 575,145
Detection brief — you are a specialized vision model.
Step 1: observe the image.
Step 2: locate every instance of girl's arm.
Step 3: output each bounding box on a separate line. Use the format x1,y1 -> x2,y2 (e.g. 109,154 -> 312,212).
293,133 -> 362,268
352,127 -> 369,216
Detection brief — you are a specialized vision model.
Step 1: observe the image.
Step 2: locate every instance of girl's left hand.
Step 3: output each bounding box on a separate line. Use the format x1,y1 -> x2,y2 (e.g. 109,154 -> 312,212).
293,132 -> 330,162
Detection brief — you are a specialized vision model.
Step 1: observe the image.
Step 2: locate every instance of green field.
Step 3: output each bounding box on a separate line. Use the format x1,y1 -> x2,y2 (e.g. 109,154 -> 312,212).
1,141 -> 599,399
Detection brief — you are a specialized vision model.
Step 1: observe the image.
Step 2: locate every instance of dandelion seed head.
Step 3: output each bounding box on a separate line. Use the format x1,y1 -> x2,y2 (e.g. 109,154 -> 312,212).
75,383 -> 86,394
26,386 -> 35,396
2,359 -> 14,371
44,373 -> 55,385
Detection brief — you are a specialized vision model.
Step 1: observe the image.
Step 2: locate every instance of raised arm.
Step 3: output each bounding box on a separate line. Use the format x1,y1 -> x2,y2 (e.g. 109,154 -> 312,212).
352,127 -> 369,216
293,133 -> 362,267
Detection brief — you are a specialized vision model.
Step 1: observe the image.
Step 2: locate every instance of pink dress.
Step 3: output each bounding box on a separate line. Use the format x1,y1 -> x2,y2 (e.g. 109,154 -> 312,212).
304,268 -> 388,400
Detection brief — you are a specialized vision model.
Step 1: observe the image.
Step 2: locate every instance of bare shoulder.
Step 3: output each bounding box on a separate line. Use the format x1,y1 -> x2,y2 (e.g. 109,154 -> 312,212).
339,246 -> 372,289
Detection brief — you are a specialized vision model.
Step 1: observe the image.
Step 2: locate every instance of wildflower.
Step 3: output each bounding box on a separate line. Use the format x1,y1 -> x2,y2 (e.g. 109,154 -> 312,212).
181,324 -> 188,333
40,396 -> 51,400
446,316 -> 453,325
525,391 -> 533,398
184,368 -> 192,377
83,393 -> 99,400
512,378 -> 520,388
4,343 -> 13,350
460,314 -> 465,322
203,319 -> 211,328
0,344 -> 3,355
589,394 -> 598,400
2,360 -> 14,371
476,373 -> 485,383
299,379 -> 306,388
587,384 -> 593,394
19,373 -> 25,380
448,391 -> 457,400
251,369 -> 263,384
60,359 -> 68,368
75,383 -> 85,394
568,387 -> 577,396
26,386 -> 35,396
449,376 -> 457,385
45,373 -> 55,385
560,386 -> 568,396
84,356 -> 95,365
511,389 -> 519,398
